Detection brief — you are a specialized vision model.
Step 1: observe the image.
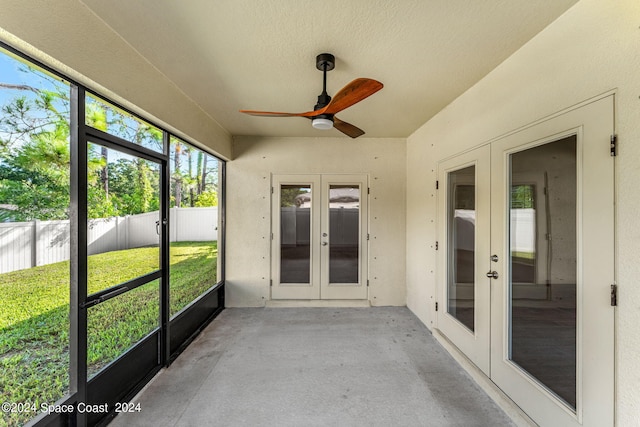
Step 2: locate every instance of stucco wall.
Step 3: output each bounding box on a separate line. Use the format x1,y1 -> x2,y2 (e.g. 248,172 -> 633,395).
0,0 -> 232,159
406,0 -> 640,424
226,136 -> 406,307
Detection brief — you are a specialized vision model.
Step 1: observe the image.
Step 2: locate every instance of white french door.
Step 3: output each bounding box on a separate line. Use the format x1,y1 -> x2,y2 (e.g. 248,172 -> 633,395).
437,145 -> 491,374
271,174 -> 368,300
437,95 -> 615,426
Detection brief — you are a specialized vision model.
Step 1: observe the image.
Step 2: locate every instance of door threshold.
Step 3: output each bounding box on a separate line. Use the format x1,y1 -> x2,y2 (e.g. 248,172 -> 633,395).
266,300 -> 371,308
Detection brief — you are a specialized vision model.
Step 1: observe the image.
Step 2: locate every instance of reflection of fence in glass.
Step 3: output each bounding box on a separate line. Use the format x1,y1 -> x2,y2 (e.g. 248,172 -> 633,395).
0,207 -> 217,274
280,207 -> 358,246
452,209 -> 536,255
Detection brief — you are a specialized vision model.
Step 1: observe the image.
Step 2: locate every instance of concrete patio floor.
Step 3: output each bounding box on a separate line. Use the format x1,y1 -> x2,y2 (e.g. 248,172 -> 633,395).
110,307 -> 517,426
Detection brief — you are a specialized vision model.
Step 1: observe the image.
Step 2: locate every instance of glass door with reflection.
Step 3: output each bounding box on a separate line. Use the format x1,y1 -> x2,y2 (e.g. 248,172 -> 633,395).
489,95 -> 615,427
437,145 -> 491,375
447,167 -> 476,331
271,175 -> 321,300
508,136 -> 577,408
320,175 -> 368,300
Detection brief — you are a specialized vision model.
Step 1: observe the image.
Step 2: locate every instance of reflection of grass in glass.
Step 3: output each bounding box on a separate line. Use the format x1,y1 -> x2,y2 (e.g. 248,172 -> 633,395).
512,251 -> 535,265
0,242 -> 217,427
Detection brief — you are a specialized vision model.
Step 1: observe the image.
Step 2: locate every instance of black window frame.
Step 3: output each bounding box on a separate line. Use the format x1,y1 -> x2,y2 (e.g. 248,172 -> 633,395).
0,40 -> 225,427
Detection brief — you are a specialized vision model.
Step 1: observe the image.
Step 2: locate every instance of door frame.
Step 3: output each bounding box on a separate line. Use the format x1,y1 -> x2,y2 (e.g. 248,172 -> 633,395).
271,173 -> 369,300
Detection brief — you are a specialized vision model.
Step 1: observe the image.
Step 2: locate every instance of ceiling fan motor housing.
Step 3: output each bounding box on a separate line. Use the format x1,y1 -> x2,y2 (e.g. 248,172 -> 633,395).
316,53 -> 335,71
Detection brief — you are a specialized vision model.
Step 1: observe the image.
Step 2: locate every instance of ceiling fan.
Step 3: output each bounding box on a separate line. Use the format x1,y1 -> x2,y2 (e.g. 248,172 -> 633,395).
239,53 -> 383,138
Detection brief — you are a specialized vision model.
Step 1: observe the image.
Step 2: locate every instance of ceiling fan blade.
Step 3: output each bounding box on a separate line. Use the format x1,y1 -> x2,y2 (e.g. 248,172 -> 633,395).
323,78 -> 383,115
239,109 -> 312,117
334,117 -> 365,138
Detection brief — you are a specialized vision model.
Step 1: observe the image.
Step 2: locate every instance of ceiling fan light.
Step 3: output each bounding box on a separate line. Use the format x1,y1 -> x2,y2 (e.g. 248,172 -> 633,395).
312,117 -> 333,130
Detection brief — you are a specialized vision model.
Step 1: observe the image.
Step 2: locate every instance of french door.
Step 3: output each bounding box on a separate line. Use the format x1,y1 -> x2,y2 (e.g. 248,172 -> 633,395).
437,96 -> 614,426
271,174 -> 368,300
437,145 -> 491,374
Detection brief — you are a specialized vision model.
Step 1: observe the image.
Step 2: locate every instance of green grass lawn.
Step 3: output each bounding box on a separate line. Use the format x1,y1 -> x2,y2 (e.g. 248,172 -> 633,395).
0,241 -> 217,427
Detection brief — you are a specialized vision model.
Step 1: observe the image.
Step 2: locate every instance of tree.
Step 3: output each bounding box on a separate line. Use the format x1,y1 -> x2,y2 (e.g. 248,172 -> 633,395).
169,138 -> 219,208
0,75 -> 71,221
1,60 -> 166,222
85,103 -> 109,195
194,190 -> 218,207
172,140 -> 184,207
280,187 -> 308,207
2,58 -> 217,222
107,158 -> 159,214
0,130 -> 70,221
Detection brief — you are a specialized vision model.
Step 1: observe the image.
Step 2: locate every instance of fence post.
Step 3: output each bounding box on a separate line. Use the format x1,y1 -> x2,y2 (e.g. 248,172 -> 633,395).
125,215 -> 130,249
31,220 -> 41,267
116,216 -> 120,250
174,207 -> 179,243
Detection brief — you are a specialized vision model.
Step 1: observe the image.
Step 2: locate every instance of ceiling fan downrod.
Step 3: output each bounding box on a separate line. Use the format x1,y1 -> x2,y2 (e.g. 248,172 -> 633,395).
314,53 -> 335,110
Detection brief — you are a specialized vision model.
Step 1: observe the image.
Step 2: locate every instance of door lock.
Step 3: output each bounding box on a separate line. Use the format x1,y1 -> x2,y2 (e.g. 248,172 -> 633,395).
486,271 -> 499,279
491,254 -> 499,262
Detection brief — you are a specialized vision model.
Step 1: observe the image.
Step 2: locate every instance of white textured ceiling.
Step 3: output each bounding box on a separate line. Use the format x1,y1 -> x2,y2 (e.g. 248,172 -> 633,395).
80,0 -> 578,139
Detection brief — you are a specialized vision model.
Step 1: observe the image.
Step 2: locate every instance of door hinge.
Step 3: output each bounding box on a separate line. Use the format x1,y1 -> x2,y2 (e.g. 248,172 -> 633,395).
367,187 -> 370,195
270,279 -> 273,287
435,302 -> 439,311
367,233 -> 370,241
436,180 -> 439,189
611,284 -> 617,306
271,232 -> 274,240
610,134 -> 617,157
367,279 -> 369,287
271,186 -> 274,194
435,241 -> 439,250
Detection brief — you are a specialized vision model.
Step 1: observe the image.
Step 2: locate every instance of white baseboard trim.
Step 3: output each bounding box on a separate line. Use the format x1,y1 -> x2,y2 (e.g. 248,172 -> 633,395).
265,299 -> 371,308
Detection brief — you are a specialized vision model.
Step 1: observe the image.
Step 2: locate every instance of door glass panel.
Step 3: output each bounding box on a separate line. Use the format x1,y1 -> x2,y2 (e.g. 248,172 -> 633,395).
328,185 -> 360,283
87,279 -> 160,378
447,167 -> 476,331
509,136 -> 577,409
280,185 -> 311,283
87,143 -> 160,295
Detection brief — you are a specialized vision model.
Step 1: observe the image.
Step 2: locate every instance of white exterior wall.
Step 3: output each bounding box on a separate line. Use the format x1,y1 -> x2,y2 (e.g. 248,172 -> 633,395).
226,136 -> 406,307
406,0 -> 640,424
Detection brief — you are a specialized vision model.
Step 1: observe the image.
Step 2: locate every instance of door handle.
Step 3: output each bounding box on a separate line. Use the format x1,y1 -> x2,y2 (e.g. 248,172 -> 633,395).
322,242 -> 328,246
486,271 -> 499,279
155,218 -> 167,235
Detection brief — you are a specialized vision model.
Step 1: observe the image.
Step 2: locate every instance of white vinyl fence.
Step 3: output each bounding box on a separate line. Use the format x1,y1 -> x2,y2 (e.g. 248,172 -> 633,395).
0,207 -> 217,274
454,208 -> 536,253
